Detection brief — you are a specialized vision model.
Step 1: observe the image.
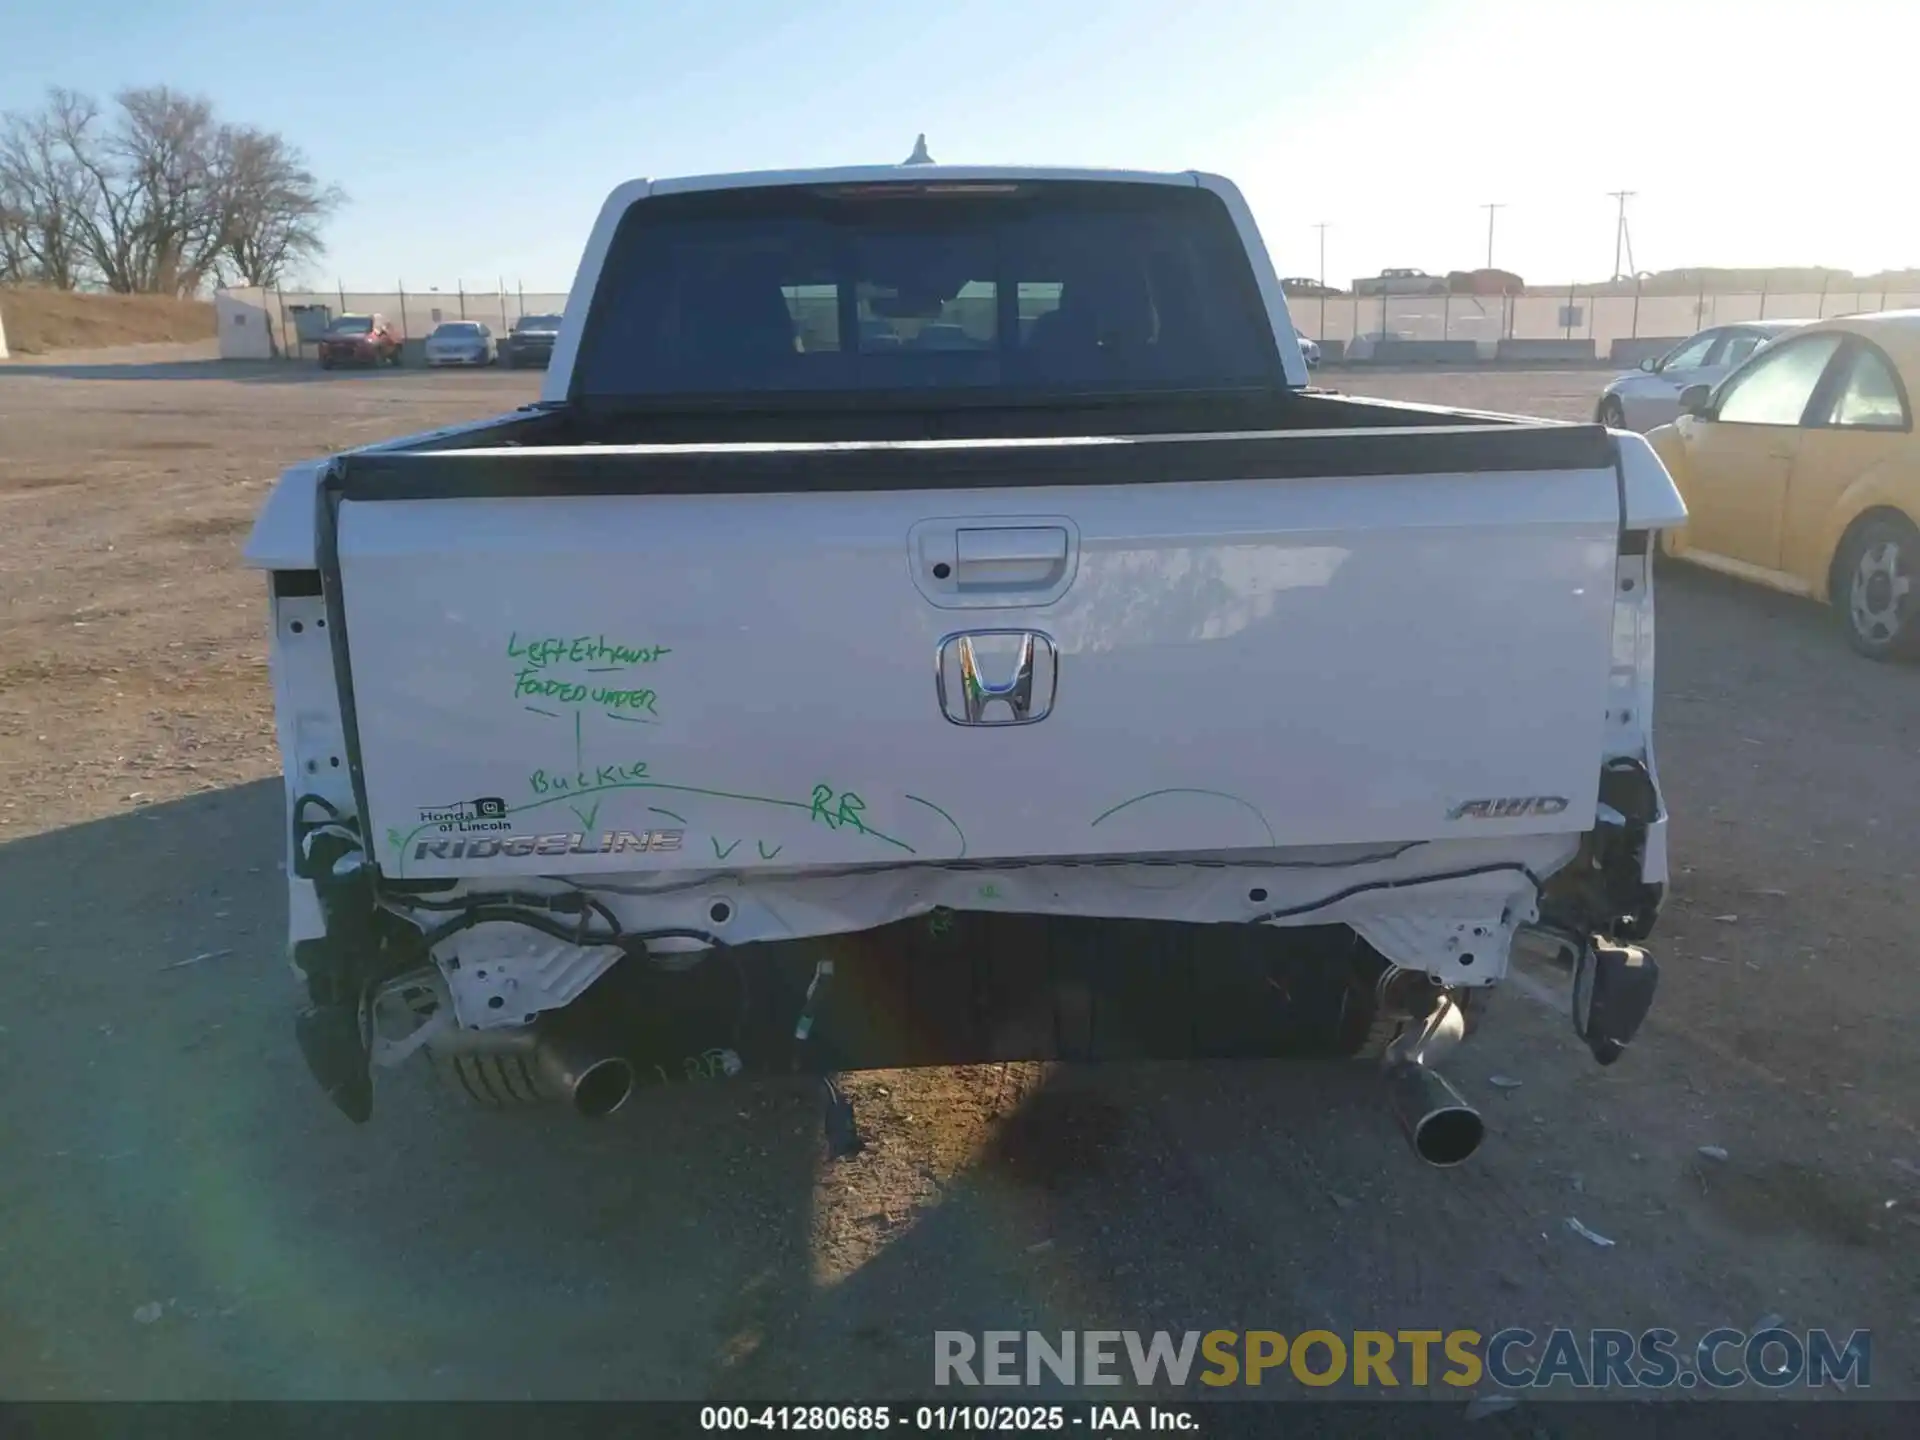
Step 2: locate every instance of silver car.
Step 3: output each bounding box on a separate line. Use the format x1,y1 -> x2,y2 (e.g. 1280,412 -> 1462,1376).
1595,320 -> 1810,431
424,321 -> 498,367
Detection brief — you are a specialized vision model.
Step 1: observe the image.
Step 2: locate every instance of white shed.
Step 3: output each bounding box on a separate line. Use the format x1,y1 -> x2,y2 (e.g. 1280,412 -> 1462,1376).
215,287 -> 286,359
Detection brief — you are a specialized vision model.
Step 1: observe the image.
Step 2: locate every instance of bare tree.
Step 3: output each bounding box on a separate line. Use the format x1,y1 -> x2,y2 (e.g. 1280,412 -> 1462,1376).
0,200 -> 26,282
99,86 -> 226,293
212,127 -> 345,286
0,189 -> 35,284
0,85 -> 343,294
43,88 -> 147,292
0,93 -> 94,288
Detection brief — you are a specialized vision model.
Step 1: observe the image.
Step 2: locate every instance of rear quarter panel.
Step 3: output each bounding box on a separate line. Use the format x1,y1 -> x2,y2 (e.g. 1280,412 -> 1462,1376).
1802,441 -> 1920,600
1646,423 -> 1694,555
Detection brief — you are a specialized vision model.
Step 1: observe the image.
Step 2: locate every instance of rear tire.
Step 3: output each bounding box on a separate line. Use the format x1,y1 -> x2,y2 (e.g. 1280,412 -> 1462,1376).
1833,513 -> 1920,661
1597,396 -> 1626,429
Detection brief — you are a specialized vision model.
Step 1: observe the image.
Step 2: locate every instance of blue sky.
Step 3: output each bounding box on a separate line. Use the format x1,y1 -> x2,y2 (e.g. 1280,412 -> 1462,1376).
5,0 -> 1915,289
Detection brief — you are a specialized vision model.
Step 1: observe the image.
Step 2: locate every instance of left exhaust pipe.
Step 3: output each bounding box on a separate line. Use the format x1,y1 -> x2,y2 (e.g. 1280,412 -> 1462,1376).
1385,1062 -> 1484,1167
428,1023 -> 635,1119
534,1030 -> 636,1119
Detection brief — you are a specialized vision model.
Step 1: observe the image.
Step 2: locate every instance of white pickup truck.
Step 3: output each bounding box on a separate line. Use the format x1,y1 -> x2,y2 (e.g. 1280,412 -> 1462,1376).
245,162 -> 1685,1165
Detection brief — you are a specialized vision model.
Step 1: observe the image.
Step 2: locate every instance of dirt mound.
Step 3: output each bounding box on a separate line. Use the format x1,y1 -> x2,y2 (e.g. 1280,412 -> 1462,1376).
0,288 -> 217,355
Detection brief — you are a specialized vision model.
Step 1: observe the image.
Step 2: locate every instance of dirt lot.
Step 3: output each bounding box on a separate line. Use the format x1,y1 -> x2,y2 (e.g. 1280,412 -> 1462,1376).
1,354 -> 1917,1414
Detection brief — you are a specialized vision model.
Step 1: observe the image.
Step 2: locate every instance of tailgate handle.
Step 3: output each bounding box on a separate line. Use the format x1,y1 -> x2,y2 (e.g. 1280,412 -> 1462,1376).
955,527 -> 1069,589
909,515 -> 1080,609
957,527 -> 1068,565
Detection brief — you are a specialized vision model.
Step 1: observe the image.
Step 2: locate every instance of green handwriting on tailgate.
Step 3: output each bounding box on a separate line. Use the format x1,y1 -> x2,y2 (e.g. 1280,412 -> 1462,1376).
508,634 -> 672,669
509,632 -> 669,723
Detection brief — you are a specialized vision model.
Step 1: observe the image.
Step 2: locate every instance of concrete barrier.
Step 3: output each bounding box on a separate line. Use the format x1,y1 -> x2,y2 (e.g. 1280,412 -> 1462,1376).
1310,338 -> 1346,364
1607,336 -> 1685,368
1359,339 -> 1480,364
1494,337 -> 1597,363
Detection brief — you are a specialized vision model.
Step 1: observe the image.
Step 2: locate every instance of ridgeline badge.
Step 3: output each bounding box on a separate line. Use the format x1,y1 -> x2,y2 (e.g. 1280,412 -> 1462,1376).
412,829 -> 684,862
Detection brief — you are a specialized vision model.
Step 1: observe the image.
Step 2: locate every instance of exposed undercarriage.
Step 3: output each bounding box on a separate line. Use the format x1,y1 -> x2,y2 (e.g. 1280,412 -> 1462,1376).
287,753 -> 1663,1168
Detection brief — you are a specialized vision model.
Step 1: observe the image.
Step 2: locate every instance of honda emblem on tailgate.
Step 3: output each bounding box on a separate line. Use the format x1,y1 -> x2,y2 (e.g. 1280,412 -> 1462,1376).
936,630 -> 1058,726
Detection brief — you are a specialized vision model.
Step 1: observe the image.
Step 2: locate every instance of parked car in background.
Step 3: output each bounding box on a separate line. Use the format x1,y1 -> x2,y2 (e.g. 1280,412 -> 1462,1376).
503,313 -> 565,369
1354,268 -> 1446,297
317,313 -> 403,369
1648,312 -> 1919,659
424,321 -> 497,367
1596,321 -> 1809,431
1295,329 -> 1321,368
1446,268 -> 1524,296
1279,276 -> 1343,298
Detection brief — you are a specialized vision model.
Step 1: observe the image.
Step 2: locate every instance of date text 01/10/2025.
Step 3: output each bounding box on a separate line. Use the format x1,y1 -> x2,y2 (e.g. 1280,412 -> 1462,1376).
697,1404 -> 1196,1432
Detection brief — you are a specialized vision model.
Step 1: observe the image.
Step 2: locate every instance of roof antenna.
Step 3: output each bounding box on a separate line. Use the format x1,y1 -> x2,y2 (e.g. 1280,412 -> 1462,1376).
902,133 -> 934,166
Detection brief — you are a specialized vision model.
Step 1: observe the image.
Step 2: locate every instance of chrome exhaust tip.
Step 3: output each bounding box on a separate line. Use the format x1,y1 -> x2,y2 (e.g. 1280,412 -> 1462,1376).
1386,1062 -> 1485,1167
535,1036 -> 636,1120
562,1054 -> 636,1119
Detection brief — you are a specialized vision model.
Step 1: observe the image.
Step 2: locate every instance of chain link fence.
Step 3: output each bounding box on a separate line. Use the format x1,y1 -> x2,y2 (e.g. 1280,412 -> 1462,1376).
1294,284 -> 1920,360
231,278 -> 1920,366
258,283 -> 570,359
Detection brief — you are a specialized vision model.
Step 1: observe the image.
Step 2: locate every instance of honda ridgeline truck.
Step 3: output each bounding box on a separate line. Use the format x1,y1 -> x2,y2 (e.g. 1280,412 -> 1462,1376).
244,162 -> 1684,1164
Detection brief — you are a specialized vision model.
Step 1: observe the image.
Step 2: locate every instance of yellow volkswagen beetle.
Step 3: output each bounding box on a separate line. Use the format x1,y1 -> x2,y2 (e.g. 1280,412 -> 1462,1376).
1647,311 -> 1919,659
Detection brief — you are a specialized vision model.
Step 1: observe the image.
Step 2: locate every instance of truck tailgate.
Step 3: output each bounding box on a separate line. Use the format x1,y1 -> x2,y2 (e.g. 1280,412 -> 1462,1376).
325,432 -> 1625,880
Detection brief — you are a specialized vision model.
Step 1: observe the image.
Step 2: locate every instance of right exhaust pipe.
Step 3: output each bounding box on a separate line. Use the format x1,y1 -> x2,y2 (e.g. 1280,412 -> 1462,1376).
1385,1062 -> 1485,1167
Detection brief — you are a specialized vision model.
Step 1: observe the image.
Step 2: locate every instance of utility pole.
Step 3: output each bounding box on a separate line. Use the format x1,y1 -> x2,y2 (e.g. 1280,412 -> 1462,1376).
1482,203 -> 1504,270
1608,190 -> 1636,282
1313,222 -> 1331,337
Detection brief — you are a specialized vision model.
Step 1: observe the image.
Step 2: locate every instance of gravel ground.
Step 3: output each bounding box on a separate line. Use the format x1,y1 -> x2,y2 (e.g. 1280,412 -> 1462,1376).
1,354 -> 1916,1411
